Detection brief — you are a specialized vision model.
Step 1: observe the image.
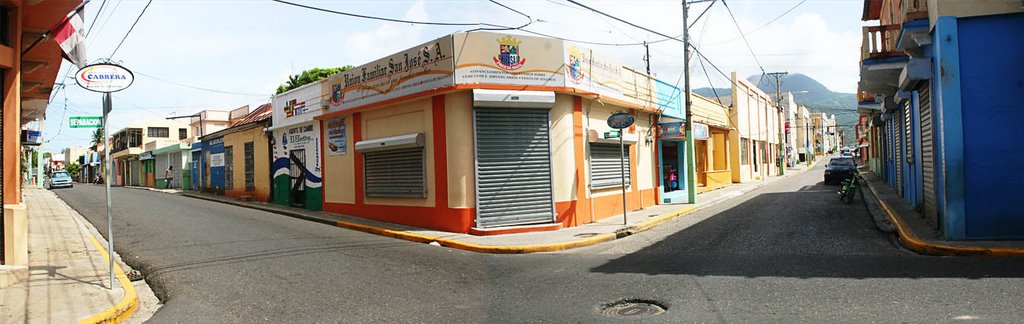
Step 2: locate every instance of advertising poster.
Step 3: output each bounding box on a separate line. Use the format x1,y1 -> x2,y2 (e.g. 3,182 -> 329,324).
325,117 -> 347,156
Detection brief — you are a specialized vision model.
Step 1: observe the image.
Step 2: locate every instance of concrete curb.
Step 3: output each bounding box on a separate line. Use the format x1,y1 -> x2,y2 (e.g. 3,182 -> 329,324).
79,233 -> 139,323
862,174 -> 1024,257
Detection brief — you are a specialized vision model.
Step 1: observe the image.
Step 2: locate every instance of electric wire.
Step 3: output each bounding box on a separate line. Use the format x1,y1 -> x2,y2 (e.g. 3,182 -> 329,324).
84,0 -> 107,38
109,0 -> 153,58
721,0 -> 766,85
705,0 -> 807,45
134,71 -> 271,96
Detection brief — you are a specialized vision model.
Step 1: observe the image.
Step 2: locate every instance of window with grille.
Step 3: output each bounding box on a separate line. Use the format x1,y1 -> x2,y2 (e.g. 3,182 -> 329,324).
589,143 -> 631,189
148,127 -> 169,138
363,147 -> 426,197
740,138 -> 749,165
244,142 -> 254,192
179,128 -> 188,140
224,146 -> 234,190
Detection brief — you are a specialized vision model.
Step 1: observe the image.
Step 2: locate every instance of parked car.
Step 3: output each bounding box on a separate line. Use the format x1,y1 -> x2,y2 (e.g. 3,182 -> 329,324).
824,157 -> 857,184
46,171 -> 73,189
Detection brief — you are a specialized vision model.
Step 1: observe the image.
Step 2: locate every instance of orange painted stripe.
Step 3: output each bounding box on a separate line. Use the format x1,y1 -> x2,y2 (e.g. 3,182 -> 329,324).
353,112 -> 364,206
571,96 -> 590,226
432,95 -> 449,209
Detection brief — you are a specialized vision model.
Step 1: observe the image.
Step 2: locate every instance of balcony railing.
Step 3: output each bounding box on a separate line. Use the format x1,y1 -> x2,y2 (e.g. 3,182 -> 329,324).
861,24 -> 903,60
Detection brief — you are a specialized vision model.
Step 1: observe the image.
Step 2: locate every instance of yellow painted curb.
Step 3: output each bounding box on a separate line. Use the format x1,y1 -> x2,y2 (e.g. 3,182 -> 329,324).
875,189 -> 1024,257
79,235 -> 139,324
332,205 -> 701,254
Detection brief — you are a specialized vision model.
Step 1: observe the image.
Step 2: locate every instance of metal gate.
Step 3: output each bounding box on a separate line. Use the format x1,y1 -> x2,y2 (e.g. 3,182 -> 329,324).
474,108 -> 554,228
130,159 -> 140,186
289,149 -> 306,207
169,151 -> 183,188
919,82 -> 937,226
895,110 -> 903,196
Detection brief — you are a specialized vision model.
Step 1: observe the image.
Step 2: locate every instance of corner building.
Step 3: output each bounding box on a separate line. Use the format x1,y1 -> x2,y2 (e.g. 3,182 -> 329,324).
312,32 -> 669,234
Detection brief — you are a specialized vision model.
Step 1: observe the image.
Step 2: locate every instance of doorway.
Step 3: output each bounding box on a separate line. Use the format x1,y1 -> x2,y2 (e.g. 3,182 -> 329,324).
289,149 -> 306,208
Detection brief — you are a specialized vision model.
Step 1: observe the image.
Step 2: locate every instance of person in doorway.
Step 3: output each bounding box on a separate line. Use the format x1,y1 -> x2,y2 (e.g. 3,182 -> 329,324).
668,165 -> 679,191
165,165 -> 174,189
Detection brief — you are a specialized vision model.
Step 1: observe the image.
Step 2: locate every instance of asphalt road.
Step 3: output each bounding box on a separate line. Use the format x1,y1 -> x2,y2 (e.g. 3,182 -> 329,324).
56,163 -> 1024,322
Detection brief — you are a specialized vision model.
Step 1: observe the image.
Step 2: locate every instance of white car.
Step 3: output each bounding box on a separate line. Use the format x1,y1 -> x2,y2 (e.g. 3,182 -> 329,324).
46,171 -> 74,189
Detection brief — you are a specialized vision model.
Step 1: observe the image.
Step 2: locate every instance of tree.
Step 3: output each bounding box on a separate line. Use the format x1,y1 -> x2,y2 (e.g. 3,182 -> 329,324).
66,162 -> 81,177
276,66 -> 354,94
91,128 -> 104,146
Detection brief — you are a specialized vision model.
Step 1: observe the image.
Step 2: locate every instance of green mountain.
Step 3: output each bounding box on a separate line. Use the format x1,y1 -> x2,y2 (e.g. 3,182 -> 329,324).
693,73 -> 857,146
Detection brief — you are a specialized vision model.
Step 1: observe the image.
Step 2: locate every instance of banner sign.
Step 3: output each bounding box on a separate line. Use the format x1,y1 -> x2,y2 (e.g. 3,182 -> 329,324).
325,35 -> 454,112
139,152 -> 154,160
454,32 -> 564,86
564,43 -> 627,101
693,123 -> 710,140
659,122 -> 684,139
21,130 -> 42,145
325,117 -> 347,156
75,63 -> 134,93
69,116 -> 103,128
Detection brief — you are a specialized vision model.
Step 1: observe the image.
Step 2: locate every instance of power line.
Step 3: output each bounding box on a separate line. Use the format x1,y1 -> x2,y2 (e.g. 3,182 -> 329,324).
706,0 -> 807,46
109,0 -> 152,58
84,0 -> 107,38
134,71 -> 271,96
721,0 -> 766,80
91,0 -> 123,40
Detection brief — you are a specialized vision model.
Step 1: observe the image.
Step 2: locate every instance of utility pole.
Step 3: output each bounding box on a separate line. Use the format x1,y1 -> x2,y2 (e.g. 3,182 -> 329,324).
766,72 -> 787,176
643,41 -> 651,75
681,0 -> 714,204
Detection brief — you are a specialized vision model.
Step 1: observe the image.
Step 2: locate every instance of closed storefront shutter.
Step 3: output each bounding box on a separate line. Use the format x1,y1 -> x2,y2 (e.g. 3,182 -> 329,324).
225,146 -> 234,190
364,147 -> 425,197
474,108 -> 554,228
895,112 -> 903,196
590,143 -> 630,188
169,151 -> 183,188
919,82 -> 937,226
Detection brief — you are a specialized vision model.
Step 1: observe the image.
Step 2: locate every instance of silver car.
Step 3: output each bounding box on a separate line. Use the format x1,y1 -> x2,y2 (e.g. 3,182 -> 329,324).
46,171 -> 74,189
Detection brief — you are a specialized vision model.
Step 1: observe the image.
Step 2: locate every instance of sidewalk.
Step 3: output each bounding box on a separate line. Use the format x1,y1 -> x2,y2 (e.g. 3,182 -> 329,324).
0,188 -> 159,323
164,164 -> 816,254
860,172 -> 1024,256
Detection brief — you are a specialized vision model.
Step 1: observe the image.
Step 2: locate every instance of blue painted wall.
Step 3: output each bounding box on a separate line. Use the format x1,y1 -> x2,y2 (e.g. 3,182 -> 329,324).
955,13 -> 1024,239
190,141 -> 204,191
655,79 -> 684,119
205,137 -> 225,192
911,91 -> 924,208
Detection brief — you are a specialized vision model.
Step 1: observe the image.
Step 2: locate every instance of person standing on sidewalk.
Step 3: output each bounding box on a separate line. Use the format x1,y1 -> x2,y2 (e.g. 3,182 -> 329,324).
165,165 -> 174,189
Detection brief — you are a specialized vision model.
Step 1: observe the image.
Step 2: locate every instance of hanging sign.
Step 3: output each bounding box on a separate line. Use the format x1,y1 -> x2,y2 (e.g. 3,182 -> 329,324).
693,123 -> 710,140
75,63 -> 134,93
607,112 -> 635,129
69,116 -> 103,128
325,117 -> 347,156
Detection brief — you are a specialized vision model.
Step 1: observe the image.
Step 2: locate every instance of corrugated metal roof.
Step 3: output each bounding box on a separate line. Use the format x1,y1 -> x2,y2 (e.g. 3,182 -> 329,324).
231,103 -> 272,127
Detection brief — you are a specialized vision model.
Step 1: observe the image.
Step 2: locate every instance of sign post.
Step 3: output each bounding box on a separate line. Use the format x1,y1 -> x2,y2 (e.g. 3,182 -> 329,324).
607,112 -> 635,226
75,62 -> 134,290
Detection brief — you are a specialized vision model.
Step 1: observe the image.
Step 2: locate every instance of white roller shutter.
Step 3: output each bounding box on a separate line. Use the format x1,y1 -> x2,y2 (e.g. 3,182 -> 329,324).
364,147 -> 426,198
590,143 -> 630,188
474,108 -> 554,228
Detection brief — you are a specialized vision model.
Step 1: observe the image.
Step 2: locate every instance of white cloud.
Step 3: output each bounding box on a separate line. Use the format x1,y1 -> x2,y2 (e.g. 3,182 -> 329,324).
344,0 -> 430,64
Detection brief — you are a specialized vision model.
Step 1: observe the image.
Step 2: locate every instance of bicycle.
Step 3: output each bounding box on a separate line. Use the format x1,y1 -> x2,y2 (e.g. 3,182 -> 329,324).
837,173 -> 861,204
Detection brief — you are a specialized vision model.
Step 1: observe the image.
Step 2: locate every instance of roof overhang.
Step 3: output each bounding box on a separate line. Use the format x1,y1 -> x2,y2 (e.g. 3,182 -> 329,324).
896,19 -> 932,51
20,1 -> 84,125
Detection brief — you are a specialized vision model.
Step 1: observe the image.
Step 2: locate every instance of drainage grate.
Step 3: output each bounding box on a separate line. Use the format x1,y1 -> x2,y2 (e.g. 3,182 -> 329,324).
574,233 -> 600,238
599,299 -> 666,318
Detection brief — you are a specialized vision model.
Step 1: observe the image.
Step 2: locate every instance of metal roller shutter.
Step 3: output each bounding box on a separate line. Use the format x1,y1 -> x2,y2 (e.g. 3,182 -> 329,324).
590,143 -> 631,188
919,82 -> 938,226
474,108 -> 554,228
895,112 -> 902,196
364,147 -> 426,198
170,151 -> 183,188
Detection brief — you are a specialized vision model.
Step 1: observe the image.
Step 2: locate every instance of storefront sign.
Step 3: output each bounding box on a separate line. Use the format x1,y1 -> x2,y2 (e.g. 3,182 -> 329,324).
273,82 -> 323,128
139,152 -> 154,160
69,116 -> 103,128
564,43 -> 628,101
693,123 -> 710,140
209,153 -> 225,167
21,130 -> 42,145
607,112 -> 635,129
454,32 -> 564,86
75,63 -> 134,93
659,122 -> 684,139
325,35 -> 454,112
325,117 -> 347,156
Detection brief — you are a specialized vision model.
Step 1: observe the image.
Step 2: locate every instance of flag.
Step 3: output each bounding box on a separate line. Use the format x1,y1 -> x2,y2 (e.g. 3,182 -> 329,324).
52,7 -> 87,68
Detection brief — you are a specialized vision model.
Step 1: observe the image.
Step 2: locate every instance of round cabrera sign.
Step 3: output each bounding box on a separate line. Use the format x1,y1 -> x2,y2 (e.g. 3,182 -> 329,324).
75,63 -> 134,93
607,112 -> 635,129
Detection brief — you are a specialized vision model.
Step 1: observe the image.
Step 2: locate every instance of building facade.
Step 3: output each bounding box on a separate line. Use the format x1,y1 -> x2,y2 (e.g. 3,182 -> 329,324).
730,72 -> 781,183
271,83 -> 324,211
858,0 -> 1024,239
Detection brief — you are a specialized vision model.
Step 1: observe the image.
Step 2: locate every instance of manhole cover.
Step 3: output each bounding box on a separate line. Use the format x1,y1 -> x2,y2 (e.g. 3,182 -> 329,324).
599,299 -> 666,318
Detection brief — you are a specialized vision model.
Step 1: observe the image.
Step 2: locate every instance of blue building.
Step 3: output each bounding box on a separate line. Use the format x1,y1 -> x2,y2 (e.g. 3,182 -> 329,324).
858,0 -> 1024,240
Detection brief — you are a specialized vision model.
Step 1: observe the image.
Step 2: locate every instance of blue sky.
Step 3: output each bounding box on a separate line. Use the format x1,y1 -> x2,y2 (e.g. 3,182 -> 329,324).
41,0 -> 864,153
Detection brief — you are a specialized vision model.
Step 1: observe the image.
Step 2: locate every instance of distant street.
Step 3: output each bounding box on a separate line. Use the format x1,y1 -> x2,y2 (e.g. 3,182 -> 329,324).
56,163 -> 1024,322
